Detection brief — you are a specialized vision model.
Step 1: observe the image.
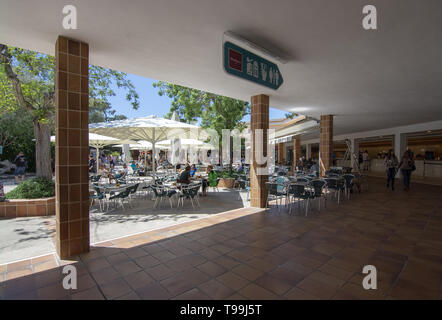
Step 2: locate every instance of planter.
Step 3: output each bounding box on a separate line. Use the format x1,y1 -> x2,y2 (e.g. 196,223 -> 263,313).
0,197 -> 55,218
218,178 -> 236,189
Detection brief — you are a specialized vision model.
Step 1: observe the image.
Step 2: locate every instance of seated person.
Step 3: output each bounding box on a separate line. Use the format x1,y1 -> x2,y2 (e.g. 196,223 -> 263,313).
130,161 -> 137,172
207,165 -> 218,187
189,164 -> 197,177
177,165 -> 192,184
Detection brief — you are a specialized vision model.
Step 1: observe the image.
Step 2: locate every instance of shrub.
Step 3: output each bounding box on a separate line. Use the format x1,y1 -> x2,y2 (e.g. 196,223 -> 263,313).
5,177 -> 55,199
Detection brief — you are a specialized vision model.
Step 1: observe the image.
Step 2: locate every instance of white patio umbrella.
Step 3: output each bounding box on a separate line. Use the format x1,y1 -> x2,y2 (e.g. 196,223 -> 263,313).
89,115 -> 202,175
51,133 -> 132,172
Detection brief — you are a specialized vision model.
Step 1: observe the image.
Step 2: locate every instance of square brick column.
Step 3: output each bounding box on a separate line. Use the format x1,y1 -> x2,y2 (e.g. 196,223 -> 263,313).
250,94 -> 269,208
293,135 -> 301,169
55,36 -> 90,259
278,143 -> 284,164
319,115 -> 333,176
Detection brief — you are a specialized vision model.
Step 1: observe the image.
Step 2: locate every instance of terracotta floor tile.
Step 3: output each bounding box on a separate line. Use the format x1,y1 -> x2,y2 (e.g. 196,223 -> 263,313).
217,271 -> 250,291
231,264 -> 264,281
296,277 -> 338,299
172,288 -> 211,300
134,255 -> 161,269
136,282 -> 171,300
113,260 -> 142,277
254,274 -> 292,296
115,290 -> 140,300
123,270 -> 154,290
308,271 -> 346,289
33,260 -> 59,273
151,250 -> 177,262
106,252 -> 130,265
71,286 -> 104,300
239,283 -> 279,300
198,279 -> 235,299
285,287 -> 320,300
37,282 -> 70,300
85,257 -> 111,273
100,278 -> 132,300
269,266 -> 306,286
197,261 -> 227,277
145,264 -> 176,281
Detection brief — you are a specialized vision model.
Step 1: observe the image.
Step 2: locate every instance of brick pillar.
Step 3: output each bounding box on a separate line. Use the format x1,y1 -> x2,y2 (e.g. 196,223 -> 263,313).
293,135 -> 301,169
55,36 -> 90,259
278,143 -> 284,164
250,94 -> 269,208
319,115 -> 333,176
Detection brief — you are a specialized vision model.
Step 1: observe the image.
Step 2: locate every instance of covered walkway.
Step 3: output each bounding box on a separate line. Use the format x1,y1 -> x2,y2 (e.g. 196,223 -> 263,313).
1,177 -> 441,300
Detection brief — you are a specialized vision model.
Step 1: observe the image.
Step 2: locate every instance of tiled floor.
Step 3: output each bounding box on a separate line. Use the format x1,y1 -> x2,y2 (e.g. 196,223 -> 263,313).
0,177 -> 441,300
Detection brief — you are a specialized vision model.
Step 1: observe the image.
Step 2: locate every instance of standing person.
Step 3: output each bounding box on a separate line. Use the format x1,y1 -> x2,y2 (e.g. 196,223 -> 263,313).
14,151 -> 27,184
88,154 -> 96,173
398,150 -> 415,191
362,150 -> 370,171
384,149 -> 398,191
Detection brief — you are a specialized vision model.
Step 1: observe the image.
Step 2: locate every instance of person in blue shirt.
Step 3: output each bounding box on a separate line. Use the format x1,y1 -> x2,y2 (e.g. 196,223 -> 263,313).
189,164 -> 197,177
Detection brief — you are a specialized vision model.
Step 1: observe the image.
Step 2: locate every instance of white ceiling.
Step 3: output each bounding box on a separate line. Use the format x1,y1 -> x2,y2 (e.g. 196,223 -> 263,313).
1,0 -> 441,138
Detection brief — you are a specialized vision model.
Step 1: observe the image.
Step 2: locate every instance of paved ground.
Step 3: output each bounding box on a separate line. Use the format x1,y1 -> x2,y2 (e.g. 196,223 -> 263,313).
0,188 -> 249,264
0,176 -> 441,300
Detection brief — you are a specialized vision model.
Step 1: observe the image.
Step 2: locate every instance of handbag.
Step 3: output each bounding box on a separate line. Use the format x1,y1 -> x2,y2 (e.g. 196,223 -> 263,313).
411,164 -> 416,171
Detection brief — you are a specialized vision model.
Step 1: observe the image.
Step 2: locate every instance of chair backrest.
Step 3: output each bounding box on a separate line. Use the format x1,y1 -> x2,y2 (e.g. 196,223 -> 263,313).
287,184 -> 305,197
342,174 -> 355,187
310,179 -> 326,197
238,180 -> 247,190
324,178 -> 337,189
266,182 -> 279,195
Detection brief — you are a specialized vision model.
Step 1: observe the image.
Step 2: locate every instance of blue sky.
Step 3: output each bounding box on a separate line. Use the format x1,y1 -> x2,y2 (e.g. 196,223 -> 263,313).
107,73 -> 288,121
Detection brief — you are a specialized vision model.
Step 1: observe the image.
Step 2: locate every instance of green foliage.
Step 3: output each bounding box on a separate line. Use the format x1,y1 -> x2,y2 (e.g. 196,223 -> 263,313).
285,112 -> 298,119
5,177 -> 55,199
153,81 -> 250,136
0,108 -> 36,171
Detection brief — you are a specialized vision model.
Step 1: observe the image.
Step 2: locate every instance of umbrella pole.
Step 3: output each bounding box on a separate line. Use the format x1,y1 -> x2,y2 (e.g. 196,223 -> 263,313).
96,146 -> 100,173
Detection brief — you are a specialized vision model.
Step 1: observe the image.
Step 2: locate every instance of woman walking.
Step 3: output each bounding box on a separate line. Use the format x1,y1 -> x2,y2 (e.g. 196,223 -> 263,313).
384,149 -> 398,191
398,150 -> 415,191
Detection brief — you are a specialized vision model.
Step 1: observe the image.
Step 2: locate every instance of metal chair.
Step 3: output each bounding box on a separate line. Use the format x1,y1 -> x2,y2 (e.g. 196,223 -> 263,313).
342,174 -> 355,199
109,187 -> 132,210
150,185 -> 176,209
265,182 -> 286,211
237,179 -> 250,201
309,179 -> 327,211
287,183 -> 311,215
178,184 -> 201,209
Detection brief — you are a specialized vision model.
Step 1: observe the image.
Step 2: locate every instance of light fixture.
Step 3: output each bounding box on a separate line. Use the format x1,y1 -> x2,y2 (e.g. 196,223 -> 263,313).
223,31 -> 288,64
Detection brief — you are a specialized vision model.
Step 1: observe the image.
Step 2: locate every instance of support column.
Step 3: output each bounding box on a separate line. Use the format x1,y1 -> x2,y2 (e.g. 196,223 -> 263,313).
293,135 -> 301,169
278,143 -> 284,164
55,36 -> 90,259
306,143 -> 311,160
394,133 -> 407,179
319,115 -> 333,176
250,94 -> 269,208
351,138 -> 359,170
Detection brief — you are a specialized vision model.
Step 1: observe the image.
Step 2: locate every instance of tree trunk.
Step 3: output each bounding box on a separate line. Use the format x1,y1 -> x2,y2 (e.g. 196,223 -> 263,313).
34,120 -> 52,178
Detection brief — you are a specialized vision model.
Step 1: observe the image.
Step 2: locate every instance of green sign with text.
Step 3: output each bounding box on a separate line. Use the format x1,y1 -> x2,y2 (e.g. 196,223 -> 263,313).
223,41 -> 283,90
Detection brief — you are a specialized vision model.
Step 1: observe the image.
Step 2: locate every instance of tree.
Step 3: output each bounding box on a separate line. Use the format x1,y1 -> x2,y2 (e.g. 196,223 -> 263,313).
0,44 -> 139,178
0,108 -> 36,171
153,81 -> 250,163
153,81 -> 214,123
285,112 -> 298,119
